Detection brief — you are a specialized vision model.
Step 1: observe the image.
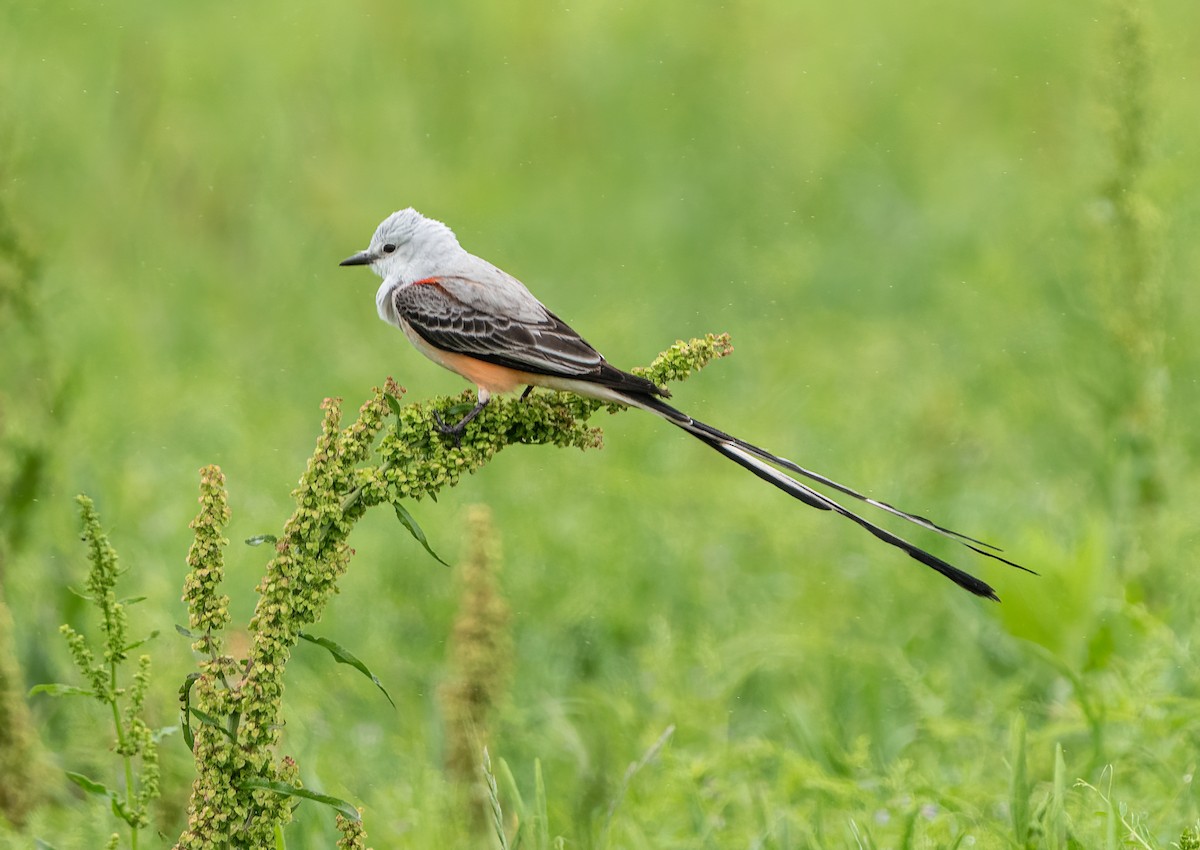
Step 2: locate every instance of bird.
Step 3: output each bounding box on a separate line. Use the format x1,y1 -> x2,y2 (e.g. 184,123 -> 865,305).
340,208 -> 1031,600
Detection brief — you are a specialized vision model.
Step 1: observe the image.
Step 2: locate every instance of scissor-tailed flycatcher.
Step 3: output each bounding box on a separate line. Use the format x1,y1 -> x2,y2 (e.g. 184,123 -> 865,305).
341,208 -> 1030,600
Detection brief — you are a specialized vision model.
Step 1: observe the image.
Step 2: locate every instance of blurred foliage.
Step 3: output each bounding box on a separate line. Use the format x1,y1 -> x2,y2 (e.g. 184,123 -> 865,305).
0,178 -> 55,823
440,505 -> 511,830
1,0 -> 1199,846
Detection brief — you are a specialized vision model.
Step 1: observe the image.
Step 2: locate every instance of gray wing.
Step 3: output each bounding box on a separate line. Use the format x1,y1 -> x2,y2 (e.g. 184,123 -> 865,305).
393,277 -> 666,396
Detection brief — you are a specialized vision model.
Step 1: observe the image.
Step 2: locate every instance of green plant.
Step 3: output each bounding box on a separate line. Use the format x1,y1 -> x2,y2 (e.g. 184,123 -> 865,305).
0,178 -> 58,824
172,336 -> 730,846
1093,0 -> 1167,596
440,504 -> 513,829
32,496 -> 163,849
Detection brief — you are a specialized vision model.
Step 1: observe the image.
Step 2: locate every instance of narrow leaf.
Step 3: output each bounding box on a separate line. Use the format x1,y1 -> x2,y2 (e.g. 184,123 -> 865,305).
497,758 -> 529,849
385,394 -> 404,417
120,595 -> 147,606
245,533 -> 278,547
392,502 -> 450,567
189,708 -> 235,741
298,632 -> 395,708
497,757 -> 525,813
174,624 -> 197,639
238,777 -> 361,821
178,674 -> 199,749
122,629 -> 160,653
602,724 -> 675,843
534,759 -> 549,850
65,771 -> 112,797
29,683 -> 94,699
1009,713 -> 1030,845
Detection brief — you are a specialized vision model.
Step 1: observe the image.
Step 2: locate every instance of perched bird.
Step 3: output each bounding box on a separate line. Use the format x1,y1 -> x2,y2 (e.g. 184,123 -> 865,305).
341,208 -> 1030,600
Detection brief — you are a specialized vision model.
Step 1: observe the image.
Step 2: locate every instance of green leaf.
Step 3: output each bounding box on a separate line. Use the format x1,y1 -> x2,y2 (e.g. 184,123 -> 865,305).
110,794 -> 137,827
188,707 -> 236,741
64,770 -> 140,826
29,683 -> 94,698
179,672 -> 200,694
122,629 -> 160,652
174,624 -> 196,639
298,632 -> 395,708
392,502 -> 450,567
120,595 -> 147,605
238,777 -> 361,821
245,533 -> 278,546
178,673 -> 199,750
65,770 -> 112,797
385,393 -> 404,417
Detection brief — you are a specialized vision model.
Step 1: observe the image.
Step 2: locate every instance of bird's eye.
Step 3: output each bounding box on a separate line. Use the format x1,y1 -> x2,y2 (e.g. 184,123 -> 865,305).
382,243 -> 397,254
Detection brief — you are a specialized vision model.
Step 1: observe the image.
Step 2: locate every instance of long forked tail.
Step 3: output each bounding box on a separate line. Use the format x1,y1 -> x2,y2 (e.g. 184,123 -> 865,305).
620,393 -> 1034,601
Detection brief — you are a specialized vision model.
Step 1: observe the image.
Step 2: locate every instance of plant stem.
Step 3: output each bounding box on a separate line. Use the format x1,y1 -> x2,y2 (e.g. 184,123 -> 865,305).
109,659 -> 138,850
340,458 -> 393,514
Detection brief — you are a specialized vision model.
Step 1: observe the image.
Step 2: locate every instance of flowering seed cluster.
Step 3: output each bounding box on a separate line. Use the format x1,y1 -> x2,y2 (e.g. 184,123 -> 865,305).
60,496 -> 161,839
176,389 -> 393,848
173,338 -> 729,845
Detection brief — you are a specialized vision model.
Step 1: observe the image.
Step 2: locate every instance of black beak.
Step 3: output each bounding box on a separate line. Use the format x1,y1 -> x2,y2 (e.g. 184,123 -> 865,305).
339,250 -> 373,267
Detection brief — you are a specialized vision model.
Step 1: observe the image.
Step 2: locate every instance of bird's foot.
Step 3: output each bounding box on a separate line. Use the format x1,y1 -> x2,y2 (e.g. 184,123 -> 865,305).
431,411 -> 465,446
432,398 -> 488,446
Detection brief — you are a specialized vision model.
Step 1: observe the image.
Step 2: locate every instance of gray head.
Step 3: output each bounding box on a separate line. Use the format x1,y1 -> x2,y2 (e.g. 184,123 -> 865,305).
339,208 -> 461,279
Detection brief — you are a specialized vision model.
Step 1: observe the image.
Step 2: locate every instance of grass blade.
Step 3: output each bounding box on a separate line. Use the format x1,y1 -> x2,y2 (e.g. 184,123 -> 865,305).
1009,713 -> 1030,845
534,759 -> 550,850
600,724 -> 674,848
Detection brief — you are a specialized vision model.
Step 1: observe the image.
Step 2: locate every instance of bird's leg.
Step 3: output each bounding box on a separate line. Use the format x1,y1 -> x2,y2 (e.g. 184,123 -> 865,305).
433,394 -> 490,445
520,385 -> 534,401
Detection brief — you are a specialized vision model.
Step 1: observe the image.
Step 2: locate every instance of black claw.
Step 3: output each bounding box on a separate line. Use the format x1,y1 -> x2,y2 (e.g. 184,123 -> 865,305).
432,411 -> 466,446
431,398 -> 489,446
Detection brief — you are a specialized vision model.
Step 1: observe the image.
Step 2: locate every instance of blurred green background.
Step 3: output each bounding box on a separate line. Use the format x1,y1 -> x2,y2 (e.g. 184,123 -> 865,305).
3,0 -> 1200,846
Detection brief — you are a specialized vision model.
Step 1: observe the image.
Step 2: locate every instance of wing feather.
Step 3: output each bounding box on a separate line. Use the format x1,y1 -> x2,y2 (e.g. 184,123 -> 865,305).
393,277 -> 666,396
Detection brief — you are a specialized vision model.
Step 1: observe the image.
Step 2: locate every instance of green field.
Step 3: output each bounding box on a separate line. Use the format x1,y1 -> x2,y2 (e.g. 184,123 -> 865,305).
3,0 -> 1200,846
